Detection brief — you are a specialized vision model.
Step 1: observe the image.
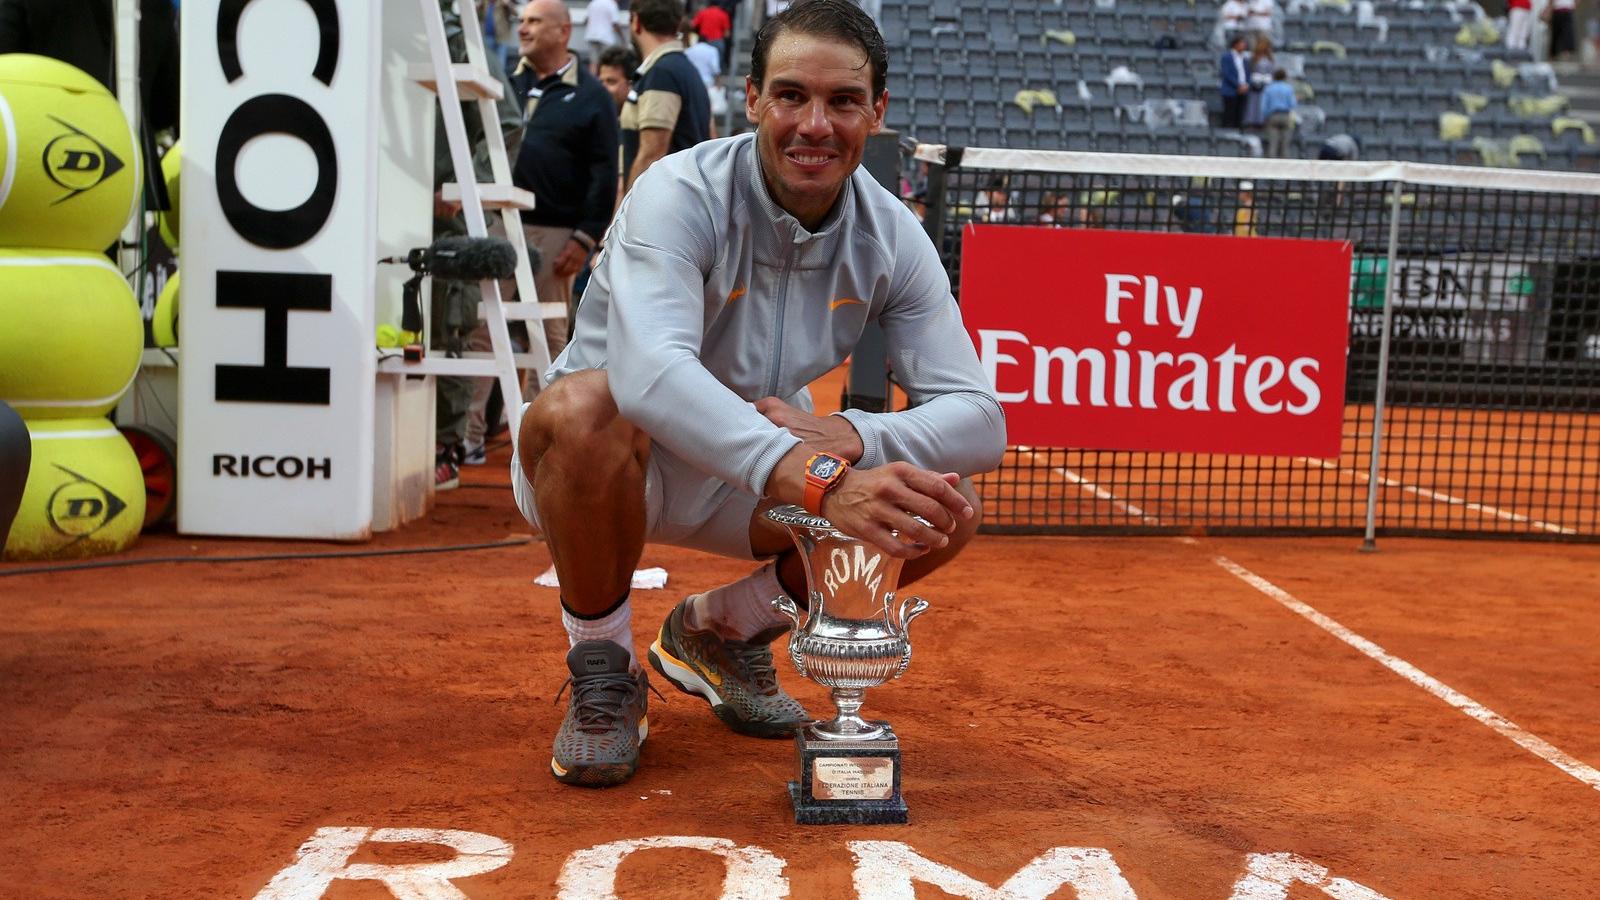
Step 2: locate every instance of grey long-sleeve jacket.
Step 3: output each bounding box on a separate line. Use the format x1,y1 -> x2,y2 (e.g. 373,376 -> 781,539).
547,133 -> 1006,498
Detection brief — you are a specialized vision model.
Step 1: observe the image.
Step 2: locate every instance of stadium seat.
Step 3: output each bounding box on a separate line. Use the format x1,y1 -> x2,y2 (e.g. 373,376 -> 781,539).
885,0 -> 1583,170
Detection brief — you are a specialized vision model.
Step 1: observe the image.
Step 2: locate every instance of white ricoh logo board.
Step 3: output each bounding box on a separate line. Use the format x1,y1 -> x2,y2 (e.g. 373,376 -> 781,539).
178,0 -> 380,539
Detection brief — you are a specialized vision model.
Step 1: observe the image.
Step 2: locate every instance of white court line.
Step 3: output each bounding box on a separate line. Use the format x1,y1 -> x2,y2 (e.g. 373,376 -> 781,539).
1298,457 -> 1577,535
1015,448 -> 1165,526
1214,554 -> 1600,793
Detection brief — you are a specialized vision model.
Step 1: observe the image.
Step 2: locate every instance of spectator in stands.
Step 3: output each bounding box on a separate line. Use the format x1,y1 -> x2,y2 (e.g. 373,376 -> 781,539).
1261,69 -> 1296,158
486,0 -> 521,72
1233,181 -> 1257,237
1505,0 -> 1532,52
1244,0 -> 1275,43
598,45 -> 640,114
1244,35 -> 1275,128
622,0 -> 712,189
691,0 -> 733,66
907,186 -> 928,222
1218,35 -> 1251,129
1219,0 -> 1249,41
574,44 -> 639,303
1171,191 -> 1217,233
1547,0 -> 1577,61
975,176 -> 1018,223
508,0 -> 622,361
1038,189 -> 1084,226
586,0 -> 627,70
685,26 -> 728,130
1316,133 -> 1359,210
1318,132 -> 1360,161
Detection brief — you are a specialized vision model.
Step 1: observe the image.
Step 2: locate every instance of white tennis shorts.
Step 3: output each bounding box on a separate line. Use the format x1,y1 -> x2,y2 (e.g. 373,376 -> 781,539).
511,429 -> 763,560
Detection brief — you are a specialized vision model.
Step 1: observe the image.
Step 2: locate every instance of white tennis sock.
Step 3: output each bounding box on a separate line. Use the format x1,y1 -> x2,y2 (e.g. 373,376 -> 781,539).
686,562 -> 795,641
561,596 -> 636,669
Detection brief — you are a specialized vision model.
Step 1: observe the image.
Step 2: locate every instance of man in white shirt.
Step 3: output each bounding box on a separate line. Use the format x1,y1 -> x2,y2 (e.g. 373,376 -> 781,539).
1219,0 -> 1248,40
683,33 -> 728,124
584,0 -> 625,70
1244,0 -> 1274,42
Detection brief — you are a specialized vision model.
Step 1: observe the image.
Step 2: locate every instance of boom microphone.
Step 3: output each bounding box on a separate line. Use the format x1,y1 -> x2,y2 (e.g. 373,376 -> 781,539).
380,235 -> 518,281
428,234 -> 518,280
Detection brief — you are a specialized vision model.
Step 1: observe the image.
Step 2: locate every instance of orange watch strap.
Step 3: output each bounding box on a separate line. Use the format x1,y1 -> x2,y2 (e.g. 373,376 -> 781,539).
802,453 -> 848,516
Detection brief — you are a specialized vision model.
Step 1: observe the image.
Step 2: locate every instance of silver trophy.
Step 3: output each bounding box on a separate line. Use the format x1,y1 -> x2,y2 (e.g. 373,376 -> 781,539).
766,504 -> 930,825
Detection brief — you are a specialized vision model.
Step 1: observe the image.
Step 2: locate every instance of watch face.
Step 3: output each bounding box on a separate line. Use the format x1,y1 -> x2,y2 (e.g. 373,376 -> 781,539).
811,455 -> 842,480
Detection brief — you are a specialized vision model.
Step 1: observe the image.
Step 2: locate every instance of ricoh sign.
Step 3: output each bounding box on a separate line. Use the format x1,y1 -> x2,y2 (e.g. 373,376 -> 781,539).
961,227 -> 1351,458
178,0 -> 379,538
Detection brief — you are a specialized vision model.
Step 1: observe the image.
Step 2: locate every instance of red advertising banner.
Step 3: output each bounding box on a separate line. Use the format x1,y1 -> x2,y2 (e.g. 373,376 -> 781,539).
960,226 -> 1351,457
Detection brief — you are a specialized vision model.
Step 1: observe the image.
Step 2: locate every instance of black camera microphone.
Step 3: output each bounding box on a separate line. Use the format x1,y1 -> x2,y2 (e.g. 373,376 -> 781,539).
380,234 -> 548,338
380,234 -> 518,281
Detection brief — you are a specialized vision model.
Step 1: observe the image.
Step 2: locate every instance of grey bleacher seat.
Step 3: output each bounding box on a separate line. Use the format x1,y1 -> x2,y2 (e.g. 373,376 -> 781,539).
1420,139 -> 1454,164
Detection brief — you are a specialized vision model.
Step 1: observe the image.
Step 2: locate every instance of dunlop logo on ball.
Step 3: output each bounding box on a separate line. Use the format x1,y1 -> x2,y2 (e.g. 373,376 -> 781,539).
46,464 -> 129,540
42,116 -> 126,203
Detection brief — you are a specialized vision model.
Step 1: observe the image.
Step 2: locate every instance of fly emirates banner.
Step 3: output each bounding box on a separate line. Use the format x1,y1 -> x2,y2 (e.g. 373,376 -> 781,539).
960,226 -> 1352,458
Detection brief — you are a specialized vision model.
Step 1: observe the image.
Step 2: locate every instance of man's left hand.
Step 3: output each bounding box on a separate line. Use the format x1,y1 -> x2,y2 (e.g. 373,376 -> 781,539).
756,396 -> 864,464
553,238 -> 589,278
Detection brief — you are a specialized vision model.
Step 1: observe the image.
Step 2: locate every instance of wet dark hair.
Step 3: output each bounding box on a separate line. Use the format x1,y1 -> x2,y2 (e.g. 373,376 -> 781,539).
633,0 -> 685,37
750,0 -> 888,99
598,44 -> 639,76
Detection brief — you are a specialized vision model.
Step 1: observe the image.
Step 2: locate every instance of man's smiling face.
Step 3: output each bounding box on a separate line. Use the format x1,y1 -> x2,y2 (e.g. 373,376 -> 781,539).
746,31 -> 886,230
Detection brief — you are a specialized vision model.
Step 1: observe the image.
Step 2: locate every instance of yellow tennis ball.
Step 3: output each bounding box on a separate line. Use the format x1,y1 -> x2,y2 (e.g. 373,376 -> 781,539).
152,268 -> 179,348
0,249 -> 143,418
3,416 -> 145,561
157,140 -> 181,250
376,323 -> 400,347
0,54 -> 140,251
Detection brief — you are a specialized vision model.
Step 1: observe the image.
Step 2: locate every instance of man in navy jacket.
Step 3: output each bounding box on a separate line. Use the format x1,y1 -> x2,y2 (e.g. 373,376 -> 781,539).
1218,35 -> 1251,129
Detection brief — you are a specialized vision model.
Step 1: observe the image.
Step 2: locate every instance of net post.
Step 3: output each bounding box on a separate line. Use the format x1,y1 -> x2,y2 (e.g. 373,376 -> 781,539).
922,150 -> 951,247
1360,180 -> 1404,553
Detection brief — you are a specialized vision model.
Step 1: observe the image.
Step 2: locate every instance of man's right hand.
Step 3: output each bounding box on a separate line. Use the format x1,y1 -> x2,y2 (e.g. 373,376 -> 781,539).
820,462 -> 973,560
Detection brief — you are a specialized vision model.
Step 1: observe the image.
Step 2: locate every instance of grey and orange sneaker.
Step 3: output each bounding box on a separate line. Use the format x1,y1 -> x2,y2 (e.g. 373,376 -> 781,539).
551,640 -> 652,787
647,597 -> 809,738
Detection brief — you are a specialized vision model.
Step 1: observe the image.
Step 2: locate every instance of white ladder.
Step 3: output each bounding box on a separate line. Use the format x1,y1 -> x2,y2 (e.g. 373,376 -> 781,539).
384,0 -> 568,449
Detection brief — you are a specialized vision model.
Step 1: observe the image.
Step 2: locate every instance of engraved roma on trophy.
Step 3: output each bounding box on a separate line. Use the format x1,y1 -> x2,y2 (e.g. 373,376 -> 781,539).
766,505 -> 931,825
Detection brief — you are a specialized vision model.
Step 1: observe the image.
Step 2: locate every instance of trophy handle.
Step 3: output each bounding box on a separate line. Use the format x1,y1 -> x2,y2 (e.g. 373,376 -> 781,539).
895,596 -> 930,635
772,593 -> 809,678
890,596 -> 930,681
772,593 -> 806,631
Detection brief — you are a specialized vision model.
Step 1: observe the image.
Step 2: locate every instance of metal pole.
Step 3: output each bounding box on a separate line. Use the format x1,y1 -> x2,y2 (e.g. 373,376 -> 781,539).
115,0 -> 142,296
1360,180 -> 1403,552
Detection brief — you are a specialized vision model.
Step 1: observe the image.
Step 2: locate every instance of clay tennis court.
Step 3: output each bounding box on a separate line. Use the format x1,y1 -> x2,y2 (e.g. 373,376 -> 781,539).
3,369 -> 1598,898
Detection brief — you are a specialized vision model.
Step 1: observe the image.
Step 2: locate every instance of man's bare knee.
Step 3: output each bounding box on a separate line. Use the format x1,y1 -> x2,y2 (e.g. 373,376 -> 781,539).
520,372 -> 643,469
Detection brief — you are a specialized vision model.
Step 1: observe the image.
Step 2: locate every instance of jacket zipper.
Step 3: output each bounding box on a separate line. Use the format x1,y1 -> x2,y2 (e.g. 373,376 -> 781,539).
764,242 -> 797,398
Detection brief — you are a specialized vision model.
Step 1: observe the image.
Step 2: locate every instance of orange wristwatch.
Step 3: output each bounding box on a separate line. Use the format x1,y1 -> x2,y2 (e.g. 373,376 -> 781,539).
802,452 -> 850,516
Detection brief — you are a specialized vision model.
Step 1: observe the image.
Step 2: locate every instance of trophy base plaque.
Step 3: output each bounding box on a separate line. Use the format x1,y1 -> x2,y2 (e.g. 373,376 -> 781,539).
787,722 -> 908,825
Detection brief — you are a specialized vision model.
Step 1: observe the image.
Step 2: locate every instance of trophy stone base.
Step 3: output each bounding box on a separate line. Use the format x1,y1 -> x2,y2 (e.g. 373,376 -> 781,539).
787,722 -> 908,825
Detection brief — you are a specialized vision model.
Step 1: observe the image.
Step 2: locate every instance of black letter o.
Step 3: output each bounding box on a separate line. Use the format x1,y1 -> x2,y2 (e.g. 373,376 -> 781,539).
216,94 -> 338,249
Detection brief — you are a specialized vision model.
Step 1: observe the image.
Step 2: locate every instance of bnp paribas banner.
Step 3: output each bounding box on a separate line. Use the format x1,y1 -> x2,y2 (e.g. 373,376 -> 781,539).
961,226 -> 1352,459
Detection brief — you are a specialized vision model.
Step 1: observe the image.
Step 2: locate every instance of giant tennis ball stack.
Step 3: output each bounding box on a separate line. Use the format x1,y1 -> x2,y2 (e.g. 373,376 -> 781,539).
4,418 -> 145,560
157,141 -> 181,250
0,250 -> 143,417
0,54 -> 139,250
0,54 -> 145,561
